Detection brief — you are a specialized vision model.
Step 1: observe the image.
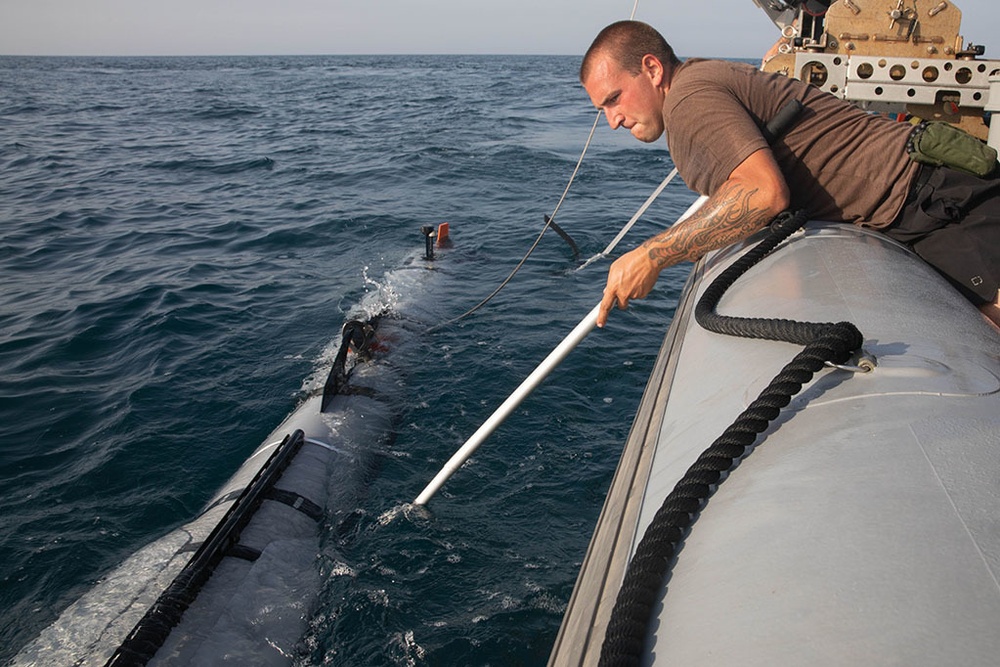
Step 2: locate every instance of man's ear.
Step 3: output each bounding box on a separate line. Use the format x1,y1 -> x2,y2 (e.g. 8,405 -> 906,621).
641,54 -> 664,86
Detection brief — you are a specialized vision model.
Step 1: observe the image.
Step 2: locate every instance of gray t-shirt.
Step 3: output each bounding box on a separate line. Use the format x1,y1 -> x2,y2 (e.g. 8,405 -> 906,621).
663,59 -> 919,228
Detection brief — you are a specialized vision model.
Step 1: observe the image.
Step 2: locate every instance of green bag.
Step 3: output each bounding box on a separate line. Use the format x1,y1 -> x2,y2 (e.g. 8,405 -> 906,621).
906,121 -> 998,178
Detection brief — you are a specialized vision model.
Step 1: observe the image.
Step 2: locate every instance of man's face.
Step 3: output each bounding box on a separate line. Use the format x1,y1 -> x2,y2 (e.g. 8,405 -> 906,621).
583,52 -> 665,143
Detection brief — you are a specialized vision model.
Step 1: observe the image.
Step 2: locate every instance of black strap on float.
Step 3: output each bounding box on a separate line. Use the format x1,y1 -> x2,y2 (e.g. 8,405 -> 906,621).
598,210 -> 864,666
104,429 -> 307,667
321,318 -> 379,411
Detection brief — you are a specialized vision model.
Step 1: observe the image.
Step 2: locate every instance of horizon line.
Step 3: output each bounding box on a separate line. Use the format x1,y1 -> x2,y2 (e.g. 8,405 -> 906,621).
0,52 -> 755,60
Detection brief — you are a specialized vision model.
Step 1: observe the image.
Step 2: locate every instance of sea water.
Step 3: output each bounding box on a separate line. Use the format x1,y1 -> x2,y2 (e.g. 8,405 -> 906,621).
0,55 -> 697,665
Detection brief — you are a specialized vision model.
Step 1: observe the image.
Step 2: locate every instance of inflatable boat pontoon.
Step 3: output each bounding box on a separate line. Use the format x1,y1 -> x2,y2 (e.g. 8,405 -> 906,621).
549,219 -> 1000,665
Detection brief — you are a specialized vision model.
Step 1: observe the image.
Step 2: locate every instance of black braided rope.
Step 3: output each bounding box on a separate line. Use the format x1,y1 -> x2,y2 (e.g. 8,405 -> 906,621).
598,211 -> 864,666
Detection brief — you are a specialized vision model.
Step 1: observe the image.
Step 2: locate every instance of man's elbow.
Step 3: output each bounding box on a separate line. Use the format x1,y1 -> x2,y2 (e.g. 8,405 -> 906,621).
729,148 -> 791,221
753,173 -> 790,220
769,183 -> 790,216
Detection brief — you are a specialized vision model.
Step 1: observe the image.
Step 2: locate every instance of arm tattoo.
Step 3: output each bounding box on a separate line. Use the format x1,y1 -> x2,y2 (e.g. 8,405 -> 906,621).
642,179 -> 775,269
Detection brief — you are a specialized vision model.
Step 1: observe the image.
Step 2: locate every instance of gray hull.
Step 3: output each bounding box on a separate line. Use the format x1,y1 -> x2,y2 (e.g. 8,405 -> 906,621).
551,222 -> 1000,665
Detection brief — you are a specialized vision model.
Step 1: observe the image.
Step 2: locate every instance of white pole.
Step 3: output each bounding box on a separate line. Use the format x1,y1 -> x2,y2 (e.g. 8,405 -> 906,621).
413,304 -> 600,505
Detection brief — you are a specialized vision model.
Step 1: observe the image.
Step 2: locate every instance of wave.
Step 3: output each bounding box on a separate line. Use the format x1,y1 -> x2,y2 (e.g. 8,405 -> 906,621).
145,156 -> 275,174
190,103 -> 265,120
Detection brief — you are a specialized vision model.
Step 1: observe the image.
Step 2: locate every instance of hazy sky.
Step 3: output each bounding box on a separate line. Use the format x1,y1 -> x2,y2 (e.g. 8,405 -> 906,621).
1,0 -> 998,58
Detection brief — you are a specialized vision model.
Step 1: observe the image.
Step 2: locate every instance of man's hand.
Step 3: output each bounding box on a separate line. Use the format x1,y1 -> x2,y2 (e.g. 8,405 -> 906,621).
597,245 -> 661,327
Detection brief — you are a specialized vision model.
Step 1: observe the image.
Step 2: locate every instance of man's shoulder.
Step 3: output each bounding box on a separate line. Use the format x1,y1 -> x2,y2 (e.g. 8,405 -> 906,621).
667,59 -> 760,108
674,58 -> 756,80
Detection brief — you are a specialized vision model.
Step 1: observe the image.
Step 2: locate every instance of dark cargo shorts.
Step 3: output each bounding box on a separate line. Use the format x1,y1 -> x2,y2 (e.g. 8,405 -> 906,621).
882,164 -> 1000,305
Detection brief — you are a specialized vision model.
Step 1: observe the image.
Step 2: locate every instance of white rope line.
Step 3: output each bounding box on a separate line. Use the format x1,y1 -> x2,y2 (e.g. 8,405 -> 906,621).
544,0 -> 638,238
304,437 -> 346,454
247,435 -> 343,463
548,110 -> 602,234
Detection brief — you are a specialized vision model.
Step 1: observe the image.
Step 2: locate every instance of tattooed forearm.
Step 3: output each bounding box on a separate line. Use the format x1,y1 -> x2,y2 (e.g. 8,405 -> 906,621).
642,179 -> 776,269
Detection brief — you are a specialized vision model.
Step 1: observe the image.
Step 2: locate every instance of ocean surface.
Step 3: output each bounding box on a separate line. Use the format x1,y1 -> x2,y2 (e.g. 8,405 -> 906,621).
0,55 -> 699,665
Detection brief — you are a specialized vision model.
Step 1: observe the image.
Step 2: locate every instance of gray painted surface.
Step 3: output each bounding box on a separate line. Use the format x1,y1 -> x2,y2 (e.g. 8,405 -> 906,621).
551,223 -> 1000,666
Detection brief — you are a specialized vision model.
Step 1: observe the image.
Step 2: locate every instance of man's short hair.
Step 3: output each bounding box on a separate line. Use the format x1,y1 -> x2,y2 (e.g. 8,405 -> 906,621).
580,20 -> 680,82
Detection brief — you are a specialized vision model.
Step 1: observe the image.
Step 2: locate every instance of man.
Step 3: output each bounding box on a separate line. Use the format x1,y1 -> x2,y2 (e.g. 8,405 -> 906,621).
581,20 -> 1000,329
